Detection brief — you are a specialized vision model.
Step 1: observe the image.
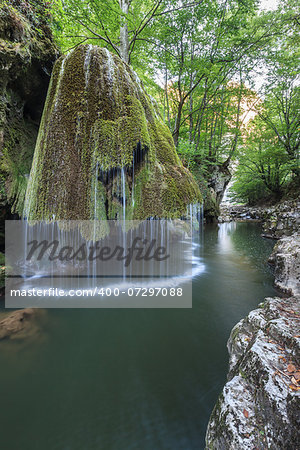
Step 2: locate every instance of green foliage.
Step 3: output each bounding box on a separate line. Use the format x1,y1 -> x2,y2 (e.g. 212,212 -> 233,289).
231,116 -> 296,205
177,138 -> 198,170
3,0 -> 299,216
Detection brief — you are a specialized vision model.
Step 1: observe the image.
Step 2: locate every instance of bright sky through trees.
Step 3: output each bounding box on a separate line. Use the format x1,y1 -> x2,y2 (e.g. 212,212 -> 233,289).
260,0 -> 279,11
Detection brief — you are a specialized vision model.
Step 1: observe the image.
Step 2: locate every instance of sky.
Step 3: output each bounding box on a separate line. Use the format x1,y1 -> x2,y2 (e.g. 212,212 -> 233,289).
260,0 -> 279,11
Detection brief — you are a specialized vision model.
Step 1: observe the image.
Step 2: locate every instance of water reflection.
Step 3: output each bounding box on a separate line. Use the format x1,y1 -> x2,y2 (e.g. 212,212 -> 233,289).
0,223 -> 278,450
217,222 -> 237,254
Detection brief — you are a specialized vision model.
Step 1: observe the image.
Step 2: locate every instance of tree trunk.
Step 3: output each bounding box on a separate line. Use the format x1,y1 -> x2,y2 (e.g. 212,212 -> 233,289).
189,43 -> 194,143
119,0 -> 130,63
173,101 -> 183,147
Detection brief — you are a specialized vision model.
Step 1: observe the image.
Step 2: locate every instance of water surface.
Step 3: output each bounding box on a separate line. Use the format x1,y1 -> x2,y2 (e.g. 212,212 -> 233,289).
0,222 -> 277,450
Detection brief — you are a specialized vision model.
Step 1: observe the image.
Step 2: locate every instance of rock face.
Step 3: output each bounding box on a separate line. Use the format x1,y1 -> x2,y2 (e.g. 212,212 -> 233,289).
206,296 -> 300,449
269,233 -> 300,297
194,164 -> 231,222
24,44 -> 201,222
0,2 -> 58,215
262,200 -> 300,239
206,233 -> 300,449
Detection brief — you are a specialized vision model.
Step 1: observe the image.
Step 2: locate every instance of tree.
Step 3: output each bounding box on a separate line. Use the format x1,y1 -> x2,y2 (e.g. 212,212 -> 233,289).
257,73 -> 300,176
231,116 -> 293,204
52,0 -> 204,64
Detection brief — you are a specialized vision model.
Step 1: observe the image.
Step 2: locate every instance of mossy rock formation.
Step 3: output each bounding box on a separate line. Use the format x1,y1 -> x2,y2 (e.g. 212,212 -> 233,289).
0,2 -> 59,215
24,44 -> 201,222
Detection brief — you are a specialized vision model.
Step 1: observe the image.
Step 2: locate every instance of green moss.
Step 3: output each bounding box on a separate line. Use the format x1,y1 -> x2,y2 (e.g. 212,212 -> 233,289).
24,45 -> 202,223
0,101 -> 36,215
0,4 -> 58,215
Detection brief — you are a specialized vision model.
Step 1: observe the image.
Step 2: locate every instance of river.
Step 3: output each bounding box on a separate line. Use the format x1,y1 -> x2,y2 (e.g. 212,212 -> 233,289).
0,222 -> 278,450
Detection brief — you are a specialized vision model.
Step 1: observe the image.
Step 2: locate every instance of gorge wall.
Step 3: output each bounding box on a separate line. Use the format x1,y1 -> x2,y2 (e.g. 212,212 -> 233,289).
193,163 -> 231,222
0,2 -> 58,216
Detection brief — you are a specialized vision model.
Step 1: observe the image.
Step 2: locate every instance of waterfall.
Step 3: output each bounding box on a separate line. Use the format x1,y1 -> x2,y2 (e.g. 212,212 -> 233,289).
53,59 -> 65,111
17,45 -> 204,306
103,47 -> 115,95
121,167 -> 126,223
94,163 -> 99,221
132,154 -> 135,207
84,44 -> 93,88
121,167 -> 126,278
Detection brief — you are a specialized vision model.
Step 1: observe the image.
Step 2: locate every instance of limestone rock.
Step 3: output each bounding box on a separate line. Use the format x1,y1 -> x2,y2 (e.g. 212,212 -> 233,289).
269,233 -> 300,296
262,200 -> 300,239
206,296 -> 300,449
219,200 -> 300,238
194,164 -> 231,222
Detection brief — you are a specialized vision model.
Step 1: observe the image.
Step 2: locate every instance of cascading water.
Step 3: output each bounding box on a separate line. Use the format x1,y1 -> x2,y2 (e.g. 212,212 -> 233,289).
17,45 -> 204,304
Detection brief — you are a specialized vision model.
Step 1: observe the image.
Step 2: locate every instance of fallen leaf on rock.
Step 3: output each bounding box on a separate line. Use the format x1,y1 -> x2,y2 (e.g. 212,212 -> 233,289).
289,384 -> 300,391
291,376 -> 298,386
294,372 -> 300,381
243,409 -> 249,418
287,364 -> 296,373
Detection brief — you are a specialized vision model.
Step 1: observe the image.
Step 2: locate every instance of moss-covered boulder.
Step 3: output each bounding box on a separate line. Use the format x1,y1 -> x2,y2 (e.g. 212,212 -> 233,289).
0,1 -> 59,215
24,44 -> 201,221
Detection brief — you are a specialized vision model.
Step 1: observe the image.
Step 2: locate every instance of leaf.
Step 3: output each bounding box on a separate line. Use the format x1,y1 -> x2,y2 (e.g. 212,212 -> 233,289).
289,384 -> 300,391
294,372 -> 300,381
291,376 -> 298,386
243,409 -> 249,418
287,364 -> 296,373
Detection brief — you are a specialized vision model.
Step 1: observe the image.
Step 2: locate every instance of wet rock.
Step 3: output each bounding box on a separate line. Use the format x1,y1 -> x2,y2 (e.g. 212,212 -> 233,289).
0,308 -> 45,340
24,44 -> 201,223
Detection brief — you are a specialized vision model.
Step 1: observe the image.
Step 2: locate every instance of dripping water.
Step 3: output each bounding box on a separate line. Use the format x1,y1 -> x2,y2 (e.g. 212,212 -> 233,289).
84,44 -> 93,89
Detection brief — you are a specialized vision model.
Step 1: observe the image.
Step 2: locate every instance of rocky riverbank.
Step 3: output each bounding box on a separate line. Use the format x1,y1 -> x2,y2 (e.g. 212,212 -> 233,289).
206,230 -> 300,448
219,199 -> 300,239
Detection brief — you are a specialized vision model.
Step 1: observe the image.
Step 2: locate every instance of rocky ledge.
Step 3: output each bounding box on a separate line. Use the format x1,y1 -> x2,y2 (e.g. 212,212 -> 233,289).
206,233 -> 300,449
219,200 -> 300,239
